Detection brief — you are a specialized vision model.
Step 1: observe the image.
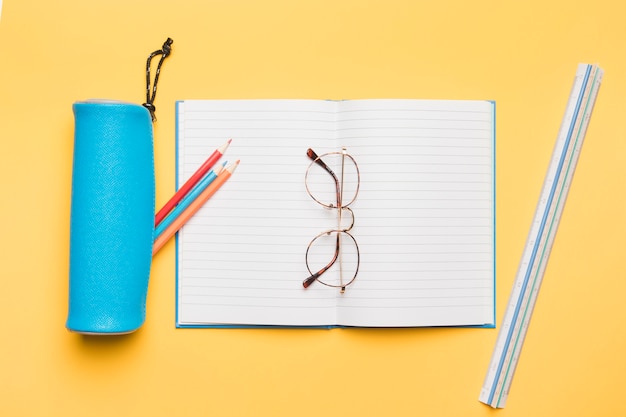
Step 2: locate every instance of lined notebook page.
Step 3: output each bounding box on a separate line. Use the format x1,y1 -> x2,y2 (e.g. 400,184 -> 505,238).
176,99 -> 495,327
334,100 -> 494,326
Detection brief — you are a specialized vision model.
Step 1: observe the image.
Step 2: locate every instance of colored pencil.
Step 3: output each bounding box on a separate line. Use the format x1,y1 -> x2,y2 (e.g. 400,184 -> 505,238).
152,160 -> 239,255
154,138 -> 231,226
154,163 -> 224,239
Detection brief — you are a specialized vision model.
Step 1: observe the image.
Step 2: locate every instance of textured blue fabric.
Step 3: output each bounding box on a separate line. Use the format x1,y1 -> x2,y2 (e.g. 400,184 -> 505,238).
67,101 -> 155,334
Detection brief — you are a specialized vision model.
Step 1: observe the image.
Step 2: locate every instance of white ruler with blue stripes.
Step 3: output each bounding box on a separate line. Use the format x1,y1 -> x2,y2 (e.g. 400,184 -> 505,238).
479,63 -> 604,408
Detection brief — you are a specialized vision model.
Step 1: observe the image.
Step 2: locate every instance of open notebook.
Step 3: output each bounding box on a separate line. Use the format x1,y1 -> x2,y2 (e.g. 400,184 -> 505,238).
175,99 -> 495,328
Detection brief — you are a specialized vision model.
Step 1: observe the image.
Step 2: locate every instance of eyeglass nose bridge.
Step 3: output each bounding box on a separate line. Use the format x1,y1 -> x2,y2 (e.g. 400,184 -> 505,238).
339,206 -> 355,232
313,205 -> 355,232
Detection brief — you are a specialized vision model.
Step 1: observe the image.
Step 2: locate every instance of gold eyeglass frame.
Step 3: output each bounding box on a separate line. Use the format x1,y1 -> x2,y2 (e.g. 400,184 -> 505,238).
302,147 -> 361,293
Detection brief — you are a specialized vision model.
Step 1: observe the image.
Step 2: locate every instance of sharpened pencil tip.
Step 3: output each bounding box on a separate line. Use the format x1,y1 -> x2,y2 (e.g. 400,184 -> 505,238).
219,138 -> 232,154
227,160 -> 240,174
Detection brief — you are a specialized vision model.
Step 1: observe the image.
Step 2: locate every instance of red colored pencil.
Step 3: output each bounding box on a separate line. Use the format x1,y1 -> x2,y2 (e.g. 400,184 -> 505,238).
155,139 -> 231,226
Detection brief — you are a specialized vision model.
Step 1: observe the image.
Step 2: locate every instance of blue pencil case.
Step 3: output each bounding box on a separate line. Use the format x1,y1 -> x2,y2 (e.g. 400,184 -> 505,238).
67,100 -> 155,335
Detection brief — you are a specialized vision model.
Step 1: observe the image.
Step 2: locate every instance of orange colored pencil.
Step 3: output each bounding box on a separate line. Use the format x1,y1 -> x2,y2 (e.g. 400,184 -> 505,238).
152,160 -> 239,255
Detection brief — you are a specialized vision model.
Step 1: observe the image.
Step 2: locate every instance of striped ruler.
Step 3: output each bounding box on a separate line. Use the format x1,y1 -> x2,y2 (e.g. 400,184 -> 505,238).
479,63 -> 604,408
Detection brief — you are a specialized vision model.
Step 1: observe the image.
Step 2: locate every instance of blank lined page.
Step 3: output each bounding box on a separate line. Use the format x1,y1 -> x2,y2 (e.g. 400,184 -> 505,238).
335,100 -> 494,326
175,99 -> 494,327
177,100 -> 339,327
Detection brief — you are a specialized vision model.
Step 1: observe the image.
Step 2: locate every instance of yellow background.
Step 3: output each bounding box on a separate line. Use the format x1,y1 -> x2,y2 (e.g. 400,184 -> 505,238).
0,0 -> 624,415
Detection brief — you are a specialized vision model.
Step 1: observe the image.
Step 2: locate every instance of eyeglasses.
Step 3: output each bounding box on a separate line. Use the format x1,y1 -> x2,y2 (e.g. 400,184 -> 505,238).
303,147 -> 360,293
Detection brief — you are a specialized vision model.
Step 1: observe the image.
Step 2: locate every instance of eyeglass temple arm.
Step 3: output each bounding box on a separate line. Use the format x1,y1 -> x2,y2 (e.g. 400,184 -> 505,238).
302,233 -> 340,288
307,148 -> 341,206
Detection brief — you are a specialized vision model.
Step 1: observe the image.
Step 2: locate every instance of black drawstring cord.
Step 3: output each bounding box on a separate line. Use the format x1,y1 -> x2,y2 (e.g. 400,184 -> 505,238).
143,38 -> 173,121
